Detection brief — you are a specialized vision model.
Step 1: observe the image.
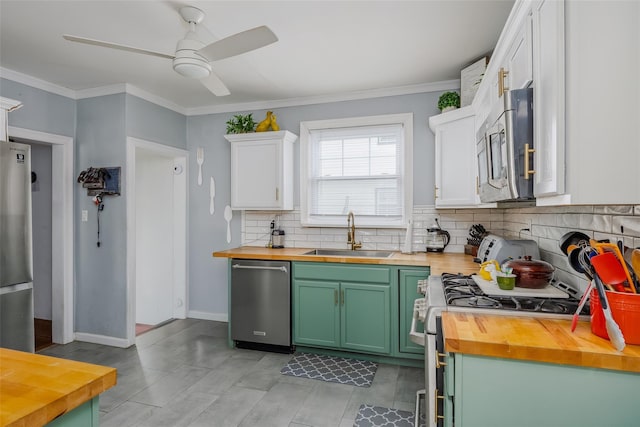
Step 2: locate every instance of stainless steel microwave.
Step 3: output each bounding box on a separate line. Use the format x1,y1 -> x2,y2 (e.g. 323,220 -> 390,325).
477,88 -> 534,203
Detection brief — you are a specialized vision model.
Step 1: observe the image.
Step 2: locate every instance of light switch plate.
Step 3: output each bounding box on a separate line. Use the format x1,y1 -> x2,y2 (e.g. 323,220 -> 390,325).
81,210 -> 88,222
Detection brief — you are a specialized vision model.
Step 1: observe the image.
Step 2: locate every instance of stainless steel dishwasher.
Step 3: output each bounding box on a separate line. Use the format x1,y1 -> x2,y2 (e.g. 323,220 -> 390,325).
230,259 -> 292,351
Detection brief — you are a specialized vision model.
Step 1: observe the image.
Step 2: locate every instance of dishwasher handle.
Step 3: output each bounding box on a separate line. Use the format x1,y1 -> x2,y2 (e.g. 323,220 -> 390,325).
232,263 -> 288,273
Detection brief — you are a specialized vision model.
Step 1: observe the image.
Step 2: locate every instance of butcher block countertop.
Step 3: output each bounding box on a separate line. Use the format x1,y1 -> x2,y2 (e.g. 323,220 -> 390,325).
213,246 -> 480,275
442,312 -> 640,374
0,348 -> 117,427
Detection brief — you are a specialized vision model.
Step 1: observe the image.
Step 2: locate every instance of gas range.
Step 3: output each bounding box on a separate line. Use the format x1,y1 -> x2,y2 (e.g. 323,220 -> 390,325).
423,273 -> 589,334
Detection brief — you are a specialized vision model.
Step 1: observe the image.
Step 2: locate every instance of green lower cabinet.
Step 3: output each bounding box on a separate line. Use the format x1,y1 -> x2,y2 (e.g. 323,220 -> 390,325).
341,282 -> 390,354
447,353 -> 640,426
293,262 -> 391,356
46,397 -> 99,426
294,280 -> 340,348
399,269 -> 428,354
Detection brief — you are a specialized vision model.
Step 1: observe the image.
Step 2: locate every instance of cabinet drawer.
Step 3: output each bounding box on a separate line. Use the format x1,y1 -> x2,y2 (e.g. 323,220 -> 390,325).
293,263 -> 390,284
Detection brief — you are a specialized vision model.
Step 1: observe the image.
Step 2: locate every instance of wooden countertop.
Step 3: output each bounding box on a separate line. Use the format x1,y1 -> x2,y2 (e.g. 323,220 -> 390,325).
213,246 -> 480,275
0,348 -> 117,427
442,312 -> 640,374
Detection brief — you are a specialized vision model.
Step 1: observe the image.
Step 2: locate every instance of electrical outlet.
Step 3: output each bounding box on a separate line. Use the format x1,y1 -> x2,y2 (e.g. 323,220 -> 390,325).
81,210 -> 88,222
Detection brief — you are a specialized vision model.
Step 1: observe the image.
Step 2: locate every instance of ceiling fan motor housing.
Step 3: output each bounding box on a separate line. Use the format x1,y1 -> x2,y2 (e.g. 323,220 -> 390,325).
173,34 -> 211,79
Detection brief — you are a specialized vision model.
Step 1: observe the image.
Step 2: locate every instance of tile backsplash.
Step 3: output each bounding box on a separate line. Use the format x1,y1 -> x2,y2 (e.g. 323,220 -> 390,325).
241,206 -> 504,253
241,205 -> 640,292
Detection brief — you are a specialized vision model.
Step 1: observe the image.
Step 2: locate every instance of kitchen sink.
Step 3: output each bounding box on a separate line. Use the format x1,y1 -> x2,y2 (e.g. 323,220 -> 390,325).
303,249 -> 394,258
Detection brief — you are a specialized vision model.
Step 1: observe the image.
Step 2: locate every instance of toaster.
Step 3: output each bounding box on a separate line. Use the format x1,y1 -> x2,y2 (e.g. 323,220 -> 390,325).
474,234 -> 540,264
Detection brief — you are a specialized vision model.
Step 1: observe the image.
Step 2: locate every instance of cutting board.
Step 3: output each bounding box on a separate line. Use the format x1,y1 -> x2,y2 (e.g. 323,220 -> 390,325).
472,275 -> 569,299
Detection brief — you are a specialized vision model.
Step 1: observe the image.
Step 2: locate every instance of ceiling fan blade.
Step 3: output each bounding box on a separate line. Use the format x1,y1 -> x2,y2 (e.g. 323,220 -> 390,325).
200,72 -> 230,96
63,35 -> 175,60
198,25 -> 278,62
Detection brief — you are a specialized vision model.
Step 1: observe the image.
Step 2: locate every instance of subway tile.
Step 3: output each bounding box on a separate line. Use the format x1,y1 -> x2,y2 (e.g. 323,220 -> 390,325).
612,216 -> 640,237
438,213 -> 474,222
593,205 -> 634,215
579,214 -> 612,233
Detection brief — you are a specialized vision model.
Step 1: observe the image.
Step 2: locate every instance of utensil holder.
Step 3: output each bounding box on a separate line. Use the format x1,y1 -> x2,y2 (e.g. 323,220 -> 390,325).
590,288 -> 640,345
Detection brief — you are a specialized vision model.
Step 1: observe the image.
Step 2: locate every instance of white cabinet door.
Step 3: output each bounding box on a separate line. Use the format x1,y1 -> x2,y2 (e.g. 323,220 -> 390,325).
226,131 -> 297,210
231,140 -> 280,209
430,107 -> 494,208
506,13 -> 533,91
532,0 -> 565,198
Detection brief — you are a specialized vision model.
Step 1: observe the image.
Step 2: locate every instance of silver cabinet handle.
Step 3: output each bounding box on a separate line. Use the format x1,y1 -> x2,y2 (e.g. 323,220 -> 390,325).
232,264 -> 288,273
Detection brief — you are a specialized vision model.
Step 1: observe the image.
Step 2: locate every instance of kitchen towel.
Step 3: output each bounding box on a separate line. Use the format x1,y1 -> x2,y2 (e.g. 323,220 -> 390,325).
280,353 -> 377,388
353,404 -> 417,427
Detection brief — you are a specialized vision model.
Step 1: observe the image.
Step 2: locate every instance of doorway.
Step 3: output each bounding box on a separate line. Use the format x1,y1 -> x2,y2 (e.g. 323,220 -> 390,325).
28,142 -> 53,350
126,137 -> 187,344
8,126 -> 74,346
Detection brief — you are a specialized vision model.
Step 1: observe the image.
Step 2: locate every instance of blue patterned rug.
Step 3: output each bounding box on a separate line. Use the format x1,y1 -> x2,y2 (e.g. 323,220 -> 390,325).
354,404 -> 416,427
280,353 -> 377,387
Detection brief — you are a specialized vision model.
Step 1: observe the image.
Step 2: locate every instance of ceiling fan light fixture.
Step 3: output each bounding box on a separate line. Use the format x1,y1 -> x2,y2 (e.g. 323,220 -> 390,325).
173,56 -> 211,79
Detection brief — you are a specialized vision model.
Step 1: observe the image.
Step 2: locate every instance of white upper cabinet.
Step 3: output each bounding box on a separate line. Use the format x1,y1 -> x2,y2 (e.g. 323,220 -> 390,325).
505,13 -> 533,91
488,10 -> 533,109
429,107 -> 495,208
532,0 -> 565,198
533,0 -> 640,205
474,0 -> 639,205
225,130 -> 297,210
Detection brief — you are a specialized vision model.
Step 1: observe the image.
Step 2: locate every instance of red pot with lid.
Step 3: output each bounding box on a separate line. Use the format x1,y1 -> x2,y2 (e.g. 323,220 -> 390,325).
503,256 -> 555,289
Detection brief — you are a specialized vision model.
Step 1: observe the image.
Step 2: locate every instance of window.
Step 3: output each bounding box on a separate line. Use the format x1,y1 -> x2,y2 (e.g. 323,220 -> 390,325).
300,113 -> 413,228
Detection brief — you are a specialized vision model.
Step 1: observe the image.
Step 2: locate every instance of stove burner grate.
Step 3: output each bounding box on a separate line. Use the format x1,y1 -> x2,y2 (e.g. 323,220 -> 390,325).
440,273 -> 588,315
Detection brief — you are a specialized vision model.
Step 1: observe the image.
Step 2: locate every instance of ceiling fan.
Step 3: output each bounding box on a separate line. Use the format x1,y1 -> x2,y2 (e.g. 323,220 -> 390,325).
62,6 -> 278,96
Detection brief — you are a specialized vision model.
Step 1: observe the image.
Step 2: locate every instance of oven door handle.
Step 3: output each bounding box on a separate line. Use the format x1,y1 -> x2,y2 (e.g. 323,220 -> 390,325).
409,299 -> 426,347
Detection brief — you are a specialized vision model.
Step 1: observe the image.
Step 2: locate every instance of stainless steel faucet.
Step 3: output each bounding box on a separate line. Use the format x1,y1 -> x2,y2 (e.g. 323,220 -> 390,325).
347,211 -> 362,250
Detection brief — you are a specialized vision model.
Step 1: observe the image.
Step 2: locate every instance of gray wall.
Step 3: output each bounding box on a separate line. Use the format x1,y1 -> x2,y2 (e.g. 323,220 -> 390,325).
125,95 -> 187,149
187,91 -> 441,317
75,93 -> 187,339
0,78 -> 76,137
75,94 -> 127,338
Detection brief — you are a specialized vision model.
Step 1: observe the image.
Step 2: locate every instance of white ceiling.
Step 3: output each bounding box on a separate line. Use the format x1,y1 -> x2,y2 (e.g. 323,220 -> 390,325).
0,1 -> 514,113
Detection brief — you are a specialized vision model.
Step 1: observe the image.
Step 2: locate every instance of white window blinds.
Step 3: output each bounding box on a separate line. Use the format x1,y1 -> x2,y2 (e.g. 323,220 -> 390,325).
301,114 -> 413,228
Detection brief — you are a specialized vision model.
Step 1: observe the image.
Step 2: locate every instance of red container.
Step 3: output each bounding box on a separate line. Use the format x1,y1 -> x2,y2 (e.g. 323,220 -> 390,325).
590,288 -> 640,345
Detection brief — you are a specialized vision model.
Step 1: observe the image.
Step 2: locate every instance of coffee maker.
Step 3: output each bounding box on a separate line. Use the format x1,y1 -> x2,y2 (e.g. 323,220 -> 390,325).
425,218 -> 450,252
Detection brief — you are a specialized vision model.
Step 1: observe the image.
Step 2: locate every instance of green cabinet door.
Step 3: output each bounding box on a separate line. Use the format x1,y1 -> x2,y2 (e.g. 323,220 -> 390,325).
341,282 -> 390,354
293,280 -> 340,348
399,269 -> 428,354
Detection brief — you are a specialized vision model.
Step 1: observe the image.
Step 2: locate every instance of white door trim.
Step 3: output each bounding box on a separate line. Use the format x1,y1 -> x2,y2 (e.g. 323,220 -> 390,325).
8,126 -> 75,344
126,137 -> 188,345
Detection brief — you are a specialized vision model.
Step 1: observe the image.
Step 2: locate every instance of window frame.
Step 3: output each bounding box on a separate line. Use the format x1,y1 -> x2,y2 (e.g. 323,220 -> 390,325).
300,113 -> 413,228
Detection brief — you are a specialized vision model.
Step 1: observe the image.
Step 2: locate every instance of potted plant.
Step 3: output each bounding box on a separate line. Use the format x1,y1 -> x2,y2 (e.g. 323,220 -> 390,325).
437,91 -> 461,112
225,113 -> 256,134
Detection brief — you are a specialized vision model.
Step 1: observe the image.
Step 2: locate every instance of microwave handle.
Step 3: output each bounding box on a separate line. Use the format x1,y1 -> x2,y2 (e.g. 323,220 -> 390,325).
486,129 -> 505,189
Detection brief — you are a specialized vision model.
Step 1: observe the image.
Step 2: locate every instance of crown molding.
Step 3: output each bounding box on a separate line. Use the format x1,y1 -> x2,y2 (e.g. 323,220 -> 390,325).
124,84 -> 187,115
0,67 -> 76,99
75,83 -> 127,100
186,79 -> 461,116
1,67 -> 460,117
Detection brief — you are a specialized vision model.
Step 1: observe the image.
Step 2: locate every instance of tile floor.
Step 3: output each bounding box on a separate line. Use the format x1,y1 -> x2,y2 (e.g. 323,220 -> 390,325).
40,319 -> 425,427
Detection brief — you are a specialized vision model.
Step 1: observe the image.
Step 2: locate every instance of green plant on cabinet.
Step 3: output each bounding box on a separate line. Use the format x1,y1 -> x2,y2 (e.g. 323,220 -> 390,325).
225,113 -> 256,134
437,91 -> 461,112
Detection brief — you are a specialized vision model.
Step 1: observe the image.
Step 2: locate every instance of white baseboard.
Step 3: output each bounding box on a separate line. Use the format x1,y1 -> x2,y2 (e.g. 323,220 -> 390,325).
75,332 -> 133,348
187,310 -> 228,323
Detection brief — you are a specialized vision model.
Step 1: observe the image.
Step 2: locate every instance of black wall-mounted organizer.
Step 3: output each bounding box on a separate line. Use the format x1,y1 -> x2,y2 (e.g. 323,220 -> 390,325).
77,166 -> 121,196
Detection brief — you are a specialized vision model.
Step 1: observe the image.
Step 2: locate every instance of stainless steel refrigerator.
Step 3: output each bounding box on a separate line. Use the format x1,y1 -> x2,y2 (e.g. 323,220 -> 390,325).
0,140 -> 34,352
